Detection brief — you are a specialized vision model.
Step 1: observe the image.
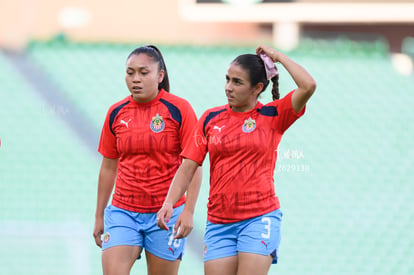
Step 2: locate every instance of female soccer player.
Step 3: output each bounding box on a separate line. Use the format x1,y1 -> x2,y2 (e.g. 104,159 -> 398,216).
93,45 -> 202,275
157,45 -> 316,275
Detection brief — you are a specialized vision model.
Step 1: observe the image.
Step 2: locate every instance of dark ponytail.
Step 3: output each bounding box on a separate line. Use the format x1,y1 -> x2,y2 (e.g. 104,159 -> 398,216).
127,45 -> 170,92
270,72 -> 280,100
232,54 -> 279,100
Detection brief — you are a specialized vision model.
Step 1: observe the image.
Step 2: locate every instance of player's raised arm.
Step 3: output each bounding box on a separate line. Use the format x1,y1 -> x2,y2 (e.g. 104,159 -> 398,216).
256,45 -> 316,112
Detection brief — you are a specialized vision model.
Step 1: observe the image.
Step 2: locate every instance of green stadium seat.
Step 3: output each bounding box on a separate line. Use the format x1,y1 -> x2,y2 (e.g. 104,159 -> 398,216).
1,37 -> 413,274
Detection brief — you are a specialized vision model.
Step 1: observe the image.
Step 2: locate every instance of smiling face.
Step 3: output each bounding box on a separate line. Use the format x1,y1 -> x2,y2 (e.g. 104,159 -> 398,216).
125,53 -> 165,103
225,62 -> 263,112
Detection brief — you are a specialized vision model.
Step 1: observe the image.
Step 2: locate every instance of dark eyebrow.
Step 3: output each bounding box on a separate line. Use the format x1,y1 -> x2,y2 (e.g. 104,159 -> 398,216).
226,74 -> 243,82
127,66 -> 150,71
232,77 -> 243,83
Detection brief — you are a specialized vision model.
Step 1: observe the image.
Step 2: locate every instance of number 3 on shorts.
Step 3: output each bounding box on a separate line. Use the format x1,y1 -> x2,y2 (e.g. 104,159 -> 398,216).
261,217 -> 271,239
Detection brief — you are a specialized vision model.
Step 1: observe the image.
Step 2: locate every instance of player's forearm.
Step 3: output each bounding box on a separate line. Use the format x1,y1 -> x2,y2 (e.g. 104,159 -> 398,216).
95,178 -> 115,218
183,166 -> 202,214
95,159 -> 118,218
276,53 -> 316,94
164,159 -> 199,207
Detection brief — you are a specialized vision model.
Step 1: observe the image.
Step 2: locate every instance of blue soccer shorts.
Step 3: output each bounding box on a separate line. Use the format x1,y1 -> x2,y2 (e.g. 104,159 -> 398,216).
203,208 -> 283,264
102,204 -> 186,261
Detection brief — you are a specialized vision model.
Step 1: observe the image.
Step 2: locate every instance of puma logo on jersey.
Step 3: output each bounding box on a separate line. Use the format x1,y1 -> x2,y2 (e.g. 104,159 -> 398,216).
120,119 -> 131,128
213,125 -> 225,132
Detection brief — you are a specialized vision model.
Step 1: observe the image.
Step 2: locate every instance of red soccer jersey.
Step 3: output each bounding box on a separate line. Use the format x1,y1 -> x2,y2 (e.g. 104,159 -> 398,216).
98,89 -> 197,213
182,91 -> 305,223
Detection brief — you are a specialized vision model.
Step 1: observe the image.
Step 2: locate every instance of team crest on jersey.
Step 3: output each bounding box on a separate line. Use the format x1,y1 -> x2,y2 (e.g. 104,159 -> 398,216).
242,117 -> 256,133
150,113 -> 165,133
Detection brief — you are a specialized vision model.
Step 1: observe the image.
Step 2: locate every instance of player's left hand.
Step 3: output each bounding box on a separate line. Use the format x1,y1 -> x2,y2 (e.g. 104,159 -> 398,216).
173,210 -> 194,239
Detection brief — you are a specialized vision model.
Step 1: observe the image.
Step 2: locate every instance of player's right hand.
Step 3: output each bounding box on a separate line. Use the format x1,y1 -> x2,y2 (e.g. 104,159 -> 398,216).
93,218 -> 104,248
157,202 -> 173,230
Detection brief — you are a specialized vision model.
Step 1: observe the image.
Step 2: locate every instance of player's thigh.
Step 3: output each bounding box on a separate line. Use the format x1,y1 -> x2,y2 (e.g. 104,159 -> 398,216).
102,245 -> 142,275
102,205 -> 144,250
205,255 -> 238,275
203,221 -> 238,262
237,252 -> 272,275
144,205 -> 187,261
237,209 -> 282,263
145,250 -> 181,275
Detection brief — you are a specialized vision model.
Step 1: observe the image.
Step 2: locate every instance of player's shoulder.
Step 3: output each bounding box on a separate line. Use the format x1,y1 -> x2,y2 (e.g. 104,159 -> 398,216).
161,91 -> 193,107
107,96 -> 131,113
260,91 -> 295,114
204,105 -> 227,114
267,90 -> 295,107
200,105 -> 227,121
